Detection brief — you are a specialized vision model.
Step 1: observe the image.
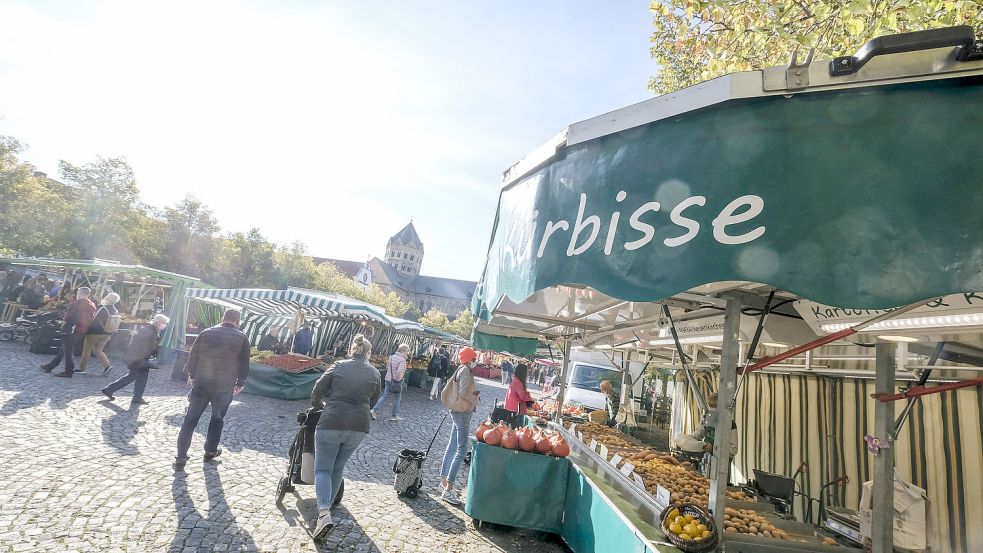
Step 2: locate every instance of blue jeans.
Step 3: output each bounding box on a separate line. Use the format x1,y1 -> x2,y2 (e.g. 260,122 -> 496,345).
314,428 -> 366,511
176,386 -> 234,460
372,381 -> 403,417
440,410 -> 473,485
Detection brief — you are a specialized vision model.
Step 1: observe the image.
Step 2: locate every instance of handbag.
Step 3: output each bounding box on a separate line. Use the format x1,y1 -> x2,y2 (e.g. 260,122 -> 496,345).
387,357 -> 403,394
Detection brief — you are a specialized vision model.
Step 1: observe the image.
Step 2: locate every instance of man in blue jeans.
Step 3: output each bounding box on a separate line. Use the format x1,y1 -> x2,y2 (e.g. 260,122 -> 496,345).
174,308 -> 251,471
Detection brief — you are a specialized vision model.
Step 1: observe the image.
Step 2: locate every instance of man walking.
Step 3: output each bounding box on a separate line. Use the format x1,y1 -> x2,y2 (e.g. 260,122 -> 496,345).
500,357 -> 514,385
101,314 -> 168,405
41,287 -> 96,377
174,309 -> 251,471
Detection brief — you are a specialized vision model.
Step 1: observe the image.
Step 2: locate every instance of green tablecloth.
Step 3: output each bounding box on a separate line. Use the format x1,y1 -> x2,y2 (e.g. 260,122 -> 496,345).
243,362 -> 323,400
464,439 -> 570,533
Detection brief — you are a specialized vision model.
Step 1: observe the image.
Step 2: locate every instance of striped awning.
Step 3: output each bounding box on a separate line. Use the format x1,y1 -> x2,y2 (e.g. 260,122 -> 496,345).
185,288 -> 389,324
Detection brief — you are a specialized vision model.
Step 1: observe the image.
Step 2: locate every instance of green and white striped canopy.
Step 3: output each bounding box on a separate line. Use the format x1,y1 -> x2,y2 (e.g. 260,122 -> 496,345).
185,288 -> 389,324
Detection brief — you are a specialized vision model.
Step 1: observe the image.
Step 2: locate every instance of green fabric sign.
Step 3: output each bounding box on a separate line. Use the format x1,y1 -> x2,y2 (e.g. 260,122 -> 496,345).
475,77 -> 983,316
471,330 -> 539,355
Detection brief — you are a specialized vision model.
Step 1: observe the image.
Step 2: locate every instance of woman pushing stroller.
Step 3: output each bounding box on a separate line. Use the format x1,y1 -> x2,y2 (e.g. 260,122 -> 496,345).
308,334 -> 381,540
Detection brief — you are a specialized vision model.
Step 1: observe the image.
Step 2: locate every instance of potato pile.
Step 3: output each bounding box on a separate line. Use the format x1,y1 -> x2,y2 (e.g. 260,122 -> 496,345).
722,507 -> 790,539
576,422 -> 811,543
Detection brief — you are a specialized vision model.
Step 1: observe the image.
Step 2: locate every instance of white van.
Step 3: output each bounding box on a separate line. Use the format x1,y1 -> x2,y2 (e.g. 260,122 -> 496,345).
563,361 -> 622,411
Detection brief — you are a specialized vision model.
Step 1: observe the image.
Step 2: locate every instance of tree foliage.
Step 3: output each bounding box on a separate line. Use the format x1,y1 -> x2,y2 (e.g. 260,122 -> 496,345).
418,307 -> 475,339
648,0 -> 983,95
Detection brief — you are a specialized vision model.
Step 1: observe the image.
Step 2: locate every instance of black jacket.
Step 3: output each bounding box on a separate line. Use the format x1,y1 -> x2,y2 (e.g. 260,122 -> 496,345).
125,324 -> 160,367
186,323 -> 251,390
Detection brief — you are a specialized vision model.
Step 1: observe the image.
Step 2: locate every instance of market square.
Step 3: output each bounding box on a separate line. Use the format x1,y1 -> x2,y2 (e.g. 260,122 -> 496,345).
2,3 -> 982,553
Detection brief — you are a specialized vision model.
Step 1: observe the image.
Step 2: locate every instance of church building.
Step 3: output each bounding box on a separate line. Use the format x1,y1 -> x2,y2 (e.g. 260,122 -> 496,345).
315,222 -> 477,319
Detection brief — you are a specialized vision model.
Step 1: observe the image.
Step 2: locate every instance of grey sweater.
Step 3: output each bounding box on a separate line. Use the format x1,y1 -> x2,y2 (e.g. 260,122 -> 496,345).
311,355 -> 382,433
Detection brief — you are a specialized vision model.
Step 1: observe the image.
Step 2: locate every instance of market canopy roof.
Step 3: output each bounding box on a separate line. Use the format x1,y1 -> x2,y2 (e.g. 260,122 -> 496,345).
1,257 -> 201,283
186,288 -> 389,324
472,53 -> 983,325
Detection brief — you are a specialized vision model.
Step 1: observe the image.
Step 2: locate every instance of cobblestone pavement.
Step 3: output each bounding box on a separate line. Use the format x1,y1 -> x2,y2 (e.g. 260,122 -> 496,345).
0,342 -> 570,553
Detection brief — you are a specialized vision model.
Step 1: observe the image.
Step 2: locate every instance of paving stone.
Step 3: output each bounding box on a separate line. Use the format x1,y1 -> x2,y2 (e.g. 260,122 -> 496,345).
0,342 -> 570,553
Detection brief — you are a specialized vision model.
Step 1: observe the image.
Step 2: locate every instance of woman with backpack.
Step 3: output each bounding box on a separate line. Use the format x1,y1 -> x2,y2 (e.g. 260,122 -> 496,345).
437,346 -> 480,506
79,292 -> 121,374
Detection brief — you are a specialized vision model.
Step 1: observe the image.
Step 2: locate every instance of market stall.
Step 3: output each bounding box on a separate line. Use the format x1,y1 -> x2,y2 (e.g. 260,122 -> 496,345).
0,257 -> 202,355
184,287 -> 392,399
468,28 -> 983,553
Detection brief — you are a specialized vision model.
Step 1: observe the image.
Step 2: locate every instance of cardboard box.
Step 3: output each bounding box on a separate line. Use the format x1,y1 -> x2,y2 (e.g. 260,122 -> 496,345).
858,473 -> 928,551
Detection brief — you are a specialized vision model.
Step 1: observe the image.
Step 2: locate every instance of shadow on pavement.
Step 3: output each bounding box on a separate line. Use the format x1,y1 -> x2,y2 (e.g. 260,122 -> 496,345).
168,462 -> 258,552
289,497 -> 383,552
99,401 -> 143,455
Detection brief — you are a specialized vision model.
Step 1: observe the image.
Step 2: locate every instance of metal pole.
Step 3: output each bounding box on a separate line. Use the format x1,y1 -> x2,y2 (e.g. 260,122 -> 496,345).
890,342 -> 943,440
709,296 -> 741,537
871,342 -> 896,553
554,340 -> 572,424
663,304 -> 709,413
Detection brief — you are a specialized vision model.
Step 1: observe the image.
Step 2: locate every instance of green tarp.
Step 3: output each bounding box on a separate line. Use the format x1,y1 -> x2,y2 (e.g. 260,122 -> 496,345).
243,362 -> 322,401
474,77 -> 983,316
464,439 -> 570,533
471,330 -> 539,356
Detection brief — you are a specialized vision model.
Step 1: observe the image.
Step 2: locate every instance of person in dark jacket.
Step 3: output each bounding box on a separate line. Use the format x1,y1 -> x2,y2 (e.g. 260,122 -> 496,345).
173,308 -> 251,471
258,328 -> 284,353
101,314 -> 168,405
292,323 -> 314,355
309,333 -> 381,540
79,292 -> 121,374
41,287 -> 97,377
427,345 -> 450,401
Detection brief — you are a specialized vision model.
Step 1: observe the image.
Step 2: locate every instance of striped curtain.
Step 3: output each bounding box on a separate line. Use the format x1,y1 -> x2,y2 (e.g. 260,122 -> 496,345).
673,371 -> 983,553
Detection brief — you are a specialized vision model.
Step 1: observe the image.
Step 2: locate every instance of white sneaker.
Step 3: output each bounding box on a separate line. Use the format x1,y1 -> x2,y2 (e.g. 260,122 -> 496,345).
441,489 -> 463,506
389,416 -> 402,422
312,510 -> 334,540
370,410 -> 377,420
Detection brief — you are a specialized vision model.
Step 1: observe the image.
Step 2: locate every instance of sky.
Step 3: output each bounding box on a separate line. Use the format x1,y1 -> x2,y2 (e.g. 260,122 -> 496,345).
0,0 -> 659,282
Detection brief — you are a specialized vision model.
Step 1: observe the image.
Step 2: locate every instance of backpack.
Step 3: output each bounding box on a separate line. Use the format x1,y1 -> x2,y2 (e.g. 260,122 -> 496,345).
427,354 -> 443,373
103,310 -> 122,333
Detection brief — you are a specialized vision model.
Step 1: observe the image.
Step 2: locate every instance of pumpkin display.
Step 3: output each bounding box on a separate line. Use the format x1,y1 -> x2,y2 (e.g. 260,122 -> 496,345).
475,420 -> 493,443
517,428 -> 537,452
534,430 -> 552,454
483,424 -> 502,446
501,427 -> 518,450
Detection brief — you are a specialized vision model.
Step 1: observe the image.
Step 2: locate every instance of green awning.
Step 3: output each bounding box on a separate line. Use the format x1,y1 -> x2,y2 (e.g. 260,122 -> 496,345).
472,330 -> 538,356
474,75 -> 983,320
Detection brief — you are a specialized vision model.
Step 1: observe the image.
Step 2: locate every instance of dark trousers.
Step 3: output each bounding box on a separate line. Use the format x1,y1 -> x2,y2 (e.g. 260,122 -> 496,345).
176,386 -> 234,460
105,361 -> 154,401
44,333 -> 77,373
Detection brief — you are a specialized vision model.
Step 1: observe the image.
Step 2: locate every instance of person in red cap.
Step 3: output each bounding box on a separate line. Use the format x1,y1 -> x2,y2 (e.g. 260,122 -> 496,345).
437,346 -> 480,505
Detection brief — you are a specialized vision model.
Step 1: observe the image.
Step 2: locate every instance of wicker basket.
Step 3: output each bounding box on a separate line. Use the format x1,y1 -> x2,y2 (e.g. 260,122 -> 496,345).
658,503 -> 718,553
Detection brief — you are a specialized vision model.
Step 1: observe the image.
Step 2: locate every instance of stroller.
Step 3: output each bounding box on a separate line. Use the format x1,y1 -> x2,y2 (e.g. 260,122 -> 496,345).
275,407 -> 344,506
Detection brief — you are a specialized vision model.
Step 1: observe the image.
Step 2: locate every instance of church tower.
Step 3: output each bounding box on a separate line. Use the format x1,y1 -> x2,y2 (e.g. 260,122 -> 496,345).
385,222 -> 424,276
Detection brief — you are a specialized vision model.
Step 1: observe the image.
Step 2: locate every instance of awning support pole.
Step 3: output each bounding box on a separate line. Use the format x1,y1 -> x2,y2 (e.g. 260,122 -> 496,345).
742,299 -> 928,374
709,296 -> 741,537
554,339 -> 572,424
889,342 -> 943,440
730,290 -> 775,410
871,342 -> 896,553
662,304 -> 708,414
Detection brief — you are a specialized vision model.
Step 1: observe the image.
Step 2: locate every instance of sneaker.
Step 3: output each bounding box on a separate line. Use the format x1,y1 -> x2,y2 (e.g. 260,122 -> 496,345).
102,365 -> 112,375
53,371 -> 73,378
204,449 -> 222,461
173,458 -> 187,471
389,416 -> 402,422
441,489 -> 463,506
131,398 -> 149,405
312,510 -> 334,540
75,367 -> 87,374
40,364 -> 53,373
101,389 -> 115,401
369,410 -> 377,420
